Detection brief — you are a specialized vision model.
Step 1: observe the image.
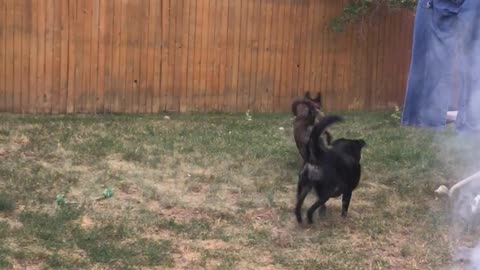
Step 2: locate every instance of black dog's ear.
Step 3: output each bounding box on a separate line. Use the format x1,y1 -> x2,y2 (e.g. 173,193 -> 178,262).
358,140 -> 367,148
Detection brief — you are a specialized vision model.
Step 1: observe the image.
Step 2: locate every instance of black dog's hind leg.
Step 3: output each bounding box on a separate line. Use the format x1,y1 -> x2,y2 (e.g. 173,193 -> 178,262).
307,196 -> 330,224
295,174 -> 311,224
341,191 -> 352,217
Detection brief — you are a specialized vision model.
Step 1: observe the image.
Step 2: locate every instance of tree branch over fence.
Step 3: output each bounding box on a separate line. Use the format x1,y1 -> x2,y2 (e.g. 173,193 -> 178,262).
333,0 -> 416,32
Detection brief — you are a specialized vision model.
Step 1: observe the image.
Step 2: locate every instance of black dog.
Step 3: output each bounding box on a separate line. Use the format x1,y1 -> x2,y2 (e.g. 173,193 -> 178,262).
291,92 -> 332,163
295,115 -> 366,224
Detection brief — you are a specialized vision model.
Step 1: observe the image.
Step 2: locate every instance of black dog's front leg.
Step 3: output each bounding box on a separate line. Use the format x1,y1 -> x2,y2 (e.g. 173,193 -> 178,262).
341,191 -> 352,217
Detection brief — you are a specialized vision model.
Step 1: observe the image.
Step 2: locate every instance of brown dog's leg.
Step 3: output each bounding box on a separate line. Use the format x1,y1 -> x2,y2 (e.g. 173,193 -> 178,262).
295,172 -> 312,224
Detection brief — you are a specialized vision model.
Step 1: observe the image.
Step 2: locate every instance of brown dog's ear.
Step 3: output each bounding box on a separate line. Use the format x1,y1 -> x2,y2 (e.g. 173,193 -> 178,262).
312,92 -> 322,106
304,91 -> 312,100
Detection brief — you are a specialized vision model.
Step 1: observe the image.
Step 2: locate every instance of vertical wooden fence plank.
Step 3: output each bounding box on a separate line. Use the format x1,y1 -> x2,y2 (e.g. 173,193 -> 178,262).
73,0 -> 84,113
66,0 -> 76,113
97,0 -> 109,113
217,0 -> 228,112
249,0 -> 261,111
198,0 -> 210,111
293,1 -> 305,100
145,0 -> 156,113
208,0 -> 219,112
152,0 -> 162,113
59,0 -> 69,113
237,0 -> 249,112
118,0 -> 129,113
0,0 -> 5,111
36,0 -> 46,113
229,0 -> 241,112
109,0 -> 121,113
21,0 -> 32,113
89,0 -> 100,113
51,0 -> 62,113
160,0 -> 171,111
165,0 -> 176,111
13,0 -> 22,113
185,0 -> 197,112
175,0 -> 187,112
192,0 -> 203,111
262,0 -> 274,112
274,0 -> 288,112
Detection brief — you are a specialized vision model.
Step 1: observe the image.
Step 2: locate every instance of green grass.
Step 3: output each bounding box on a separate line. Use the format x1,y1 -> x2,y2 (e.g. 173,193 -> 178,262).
0,111 -> 477,269
0,193 -> 15,213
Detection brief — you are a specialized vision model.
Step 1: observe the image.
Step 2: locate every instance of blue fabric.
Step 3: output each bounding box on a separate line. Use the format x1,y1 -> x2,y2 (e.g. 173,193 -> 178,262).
402,0 -> 480,133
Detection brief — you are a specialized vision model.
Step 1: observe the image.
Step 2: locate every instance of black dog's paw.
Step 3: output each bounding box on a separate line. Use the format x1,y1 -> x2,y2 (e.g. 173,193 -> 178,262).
307,216 -> 314,224
295,212 -> 303,224
296,217 -> 303,224
341,212 -> 348,218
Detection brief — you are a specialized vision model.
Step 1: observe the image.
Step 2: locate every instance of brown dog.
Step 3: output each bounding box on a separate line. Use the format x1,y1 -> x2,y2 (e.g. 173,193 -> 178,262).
292,92 -> 332,163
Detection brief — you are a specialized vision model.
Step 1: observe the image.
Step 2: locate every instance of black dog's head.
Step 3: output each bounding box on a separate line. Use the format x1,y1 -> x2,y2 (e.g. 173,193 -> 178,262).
332,138 -> 366,162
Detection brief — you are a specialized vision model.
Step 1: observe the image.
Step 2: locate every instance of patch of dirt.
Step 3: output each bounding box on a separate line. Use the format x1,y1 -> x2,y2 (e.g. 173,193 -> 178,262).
271,228 -> 296,249
0,134 -> 30,156
10,260 -> 44,270
80,215 -> 95,230
199,239 -> 233,250
236,253 -> 281,270
172,244 -> 202,269
12,135 -> 29,146
143,228 -> 174,240
107,158 -> 137,171
156,207 -> 209,223
115,189 -> 143,205
244,208 -> 279,225
257,265 -> 284,270
0,217 -> 23,230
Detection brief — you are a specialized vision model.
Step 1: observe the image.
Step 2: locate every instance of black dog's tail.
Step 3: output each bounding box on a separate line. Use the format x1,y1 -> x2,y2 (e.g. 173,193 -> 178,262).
308,115 -> 343,160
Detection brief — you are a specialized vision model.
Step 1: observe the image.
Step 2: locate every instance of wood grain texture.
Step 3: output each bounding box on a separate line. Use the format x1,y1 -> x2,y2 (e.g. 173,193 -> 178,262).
0,0 -> 414,113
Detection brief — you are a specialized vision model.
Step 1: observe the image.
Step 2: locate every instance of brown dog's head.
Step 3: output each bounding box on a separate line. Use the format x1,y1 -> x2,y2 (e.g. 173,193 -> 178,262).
304,91 -> 322,108
291,92 -> 325,124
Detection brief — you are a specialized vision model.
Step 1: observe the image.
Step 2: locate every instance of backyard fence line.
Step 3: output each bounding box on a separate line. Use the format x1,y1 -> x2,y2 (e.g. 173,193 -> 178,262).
0,0 -> 414,114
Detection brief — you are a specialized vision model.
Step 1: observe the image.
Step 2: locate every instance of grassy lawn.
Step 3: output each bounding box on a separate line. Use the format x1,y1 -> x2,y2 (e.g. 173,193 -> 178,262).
0,111 -> 479,269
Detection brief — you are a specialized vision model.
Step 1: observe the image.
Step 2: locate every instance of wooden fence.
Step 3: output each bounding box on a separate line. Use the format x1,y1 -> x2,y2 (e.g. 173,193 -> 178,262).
0,0 -> 414,114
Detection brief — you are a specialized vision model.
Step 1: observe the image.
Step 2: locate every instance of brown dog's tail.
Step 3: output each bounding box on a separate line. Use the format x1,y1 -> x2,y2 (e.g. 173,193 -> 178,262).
308,115 -> 343,160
